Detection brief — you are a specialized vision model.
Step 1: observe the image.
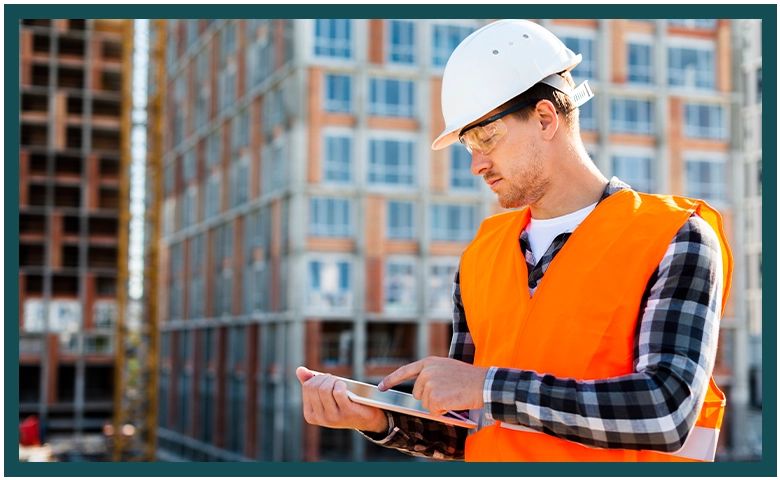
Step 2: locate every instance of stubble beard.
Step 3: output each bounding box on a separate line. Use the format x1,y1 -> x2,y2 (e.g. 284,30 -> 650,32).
495,147 -> 548,209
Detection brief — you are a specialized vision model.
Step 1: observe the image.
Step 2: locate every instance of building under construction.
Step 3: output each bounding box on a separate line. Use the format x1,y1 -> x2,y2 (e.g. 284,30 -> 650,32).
18,19 -> 132,441
148,18 -> 761,462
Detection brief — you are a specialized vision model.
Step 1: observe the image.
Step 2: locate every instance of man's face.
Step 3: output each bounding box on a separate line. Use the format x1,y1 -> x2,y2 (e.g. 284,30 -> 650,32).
467,110 -> 550,209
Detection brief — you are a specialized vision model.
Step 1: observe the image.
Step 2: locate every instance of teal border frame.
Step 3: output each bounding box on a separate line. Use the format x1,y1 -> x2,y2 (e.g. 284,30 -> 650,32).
5,4 -> 776,477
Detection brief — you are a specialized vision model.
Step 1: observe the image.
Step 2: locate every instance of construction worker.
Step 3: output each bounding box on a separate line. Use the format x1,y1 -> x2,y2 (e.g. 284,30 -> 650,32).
296,19 -> 732,462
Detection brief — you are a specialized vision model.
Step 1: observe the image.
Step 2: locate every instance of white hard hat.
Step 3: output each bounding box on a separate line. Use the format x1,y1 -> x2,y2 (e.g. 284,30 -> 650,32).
432,19 -> 583,150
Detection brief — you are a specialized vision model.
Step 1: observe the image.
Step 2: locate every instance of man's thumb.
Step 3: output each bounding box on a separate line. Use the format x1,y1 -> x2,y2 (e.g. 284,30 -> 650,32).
296,366 -> 314,384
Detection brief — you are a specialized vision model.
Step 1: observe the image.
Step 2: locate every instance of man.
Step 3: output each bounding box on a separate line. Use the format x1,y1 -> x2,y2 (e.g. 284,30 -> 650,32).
297,19 -> 732,462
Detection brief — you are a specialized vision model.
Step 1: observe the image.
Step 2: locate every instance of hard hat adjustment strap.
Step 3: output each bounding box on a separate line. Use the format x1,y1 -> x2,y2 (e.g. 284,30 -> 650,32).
539,74 -> 594,108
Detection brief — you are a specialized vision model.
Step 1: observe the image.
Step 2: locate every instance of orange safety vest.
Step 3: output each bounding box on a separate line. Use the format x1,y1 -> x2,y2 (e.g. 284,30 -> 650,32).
459,189 -> 732,462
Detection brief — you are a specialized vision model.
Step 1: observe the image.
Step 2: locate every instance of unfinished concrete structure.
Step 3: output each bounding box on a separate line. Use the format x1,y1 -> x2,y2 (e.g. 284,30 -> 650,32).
151,19 -> 755,462
19,19 -> 130,437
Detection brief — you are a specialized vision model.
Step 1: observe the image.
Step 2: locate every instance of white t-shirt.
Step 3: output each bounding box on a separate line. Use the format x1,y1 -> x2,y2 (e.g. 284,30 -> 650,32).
525,202 -> 598,265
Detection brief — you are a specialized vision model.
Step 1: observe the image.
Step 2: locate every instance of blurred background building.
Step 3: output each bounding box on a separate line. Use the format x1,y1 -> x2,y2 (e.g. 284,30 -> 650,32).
18,17 -> 763,462
18,19 -> 130,456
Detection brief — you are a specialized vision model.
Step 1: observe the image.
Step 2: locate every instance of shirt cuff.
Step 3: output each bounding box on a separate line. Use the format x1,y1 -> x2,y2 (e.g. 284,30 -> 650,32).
358,411 -> 399,444
482,366 -> 499,420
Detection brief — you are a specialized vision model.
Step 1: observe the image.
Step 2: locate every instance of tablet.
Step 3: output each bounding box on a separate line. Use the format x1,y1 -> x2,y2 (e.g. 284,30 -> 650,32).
310,371 -> 477,429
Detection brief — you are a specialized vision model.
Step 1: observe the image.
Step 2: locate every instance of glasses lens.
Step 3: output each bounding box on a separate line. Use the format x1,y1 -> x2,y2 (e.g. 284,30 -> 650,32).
459,119 -> 507,155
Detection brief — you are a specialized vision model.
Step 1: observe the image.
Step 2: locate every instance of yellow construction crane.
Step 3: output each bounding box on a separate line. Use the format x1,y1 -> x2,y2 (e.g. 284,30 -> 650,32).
111,19 -> 163,462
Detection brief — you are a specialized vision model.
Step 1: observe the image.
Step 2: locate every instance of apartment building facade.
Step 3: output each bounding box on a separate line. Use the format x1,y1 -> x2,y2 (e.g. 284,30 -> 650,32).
18,19 -> 130,438
152,18 -> 754,462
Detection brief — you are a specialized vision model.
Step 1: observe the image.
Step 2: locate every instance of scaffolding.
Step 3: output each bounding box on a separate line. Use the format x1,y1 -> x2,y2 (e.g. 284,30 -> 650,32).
110,19 -> 160,462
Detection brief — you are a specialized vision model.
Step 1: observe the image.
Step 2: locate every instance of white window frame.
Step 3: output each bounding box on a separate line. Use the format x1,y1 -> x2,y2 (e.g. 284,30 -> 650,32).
610,97 -> 654,135
322,129 -> 353,185
430,203 -> 478,242
684,103 -> 727,140
368,77 -> 415,118
611,148 -> 655,193
449,146 -> 477,191
309,197 -> 353,237
383,257 -> 417,313
323,73 -> 352,113
367,135 -> 416,187
626,37 -> 653,85
427,257 -> 459,315
667,38 -> 716,90
386,20 -> 416,65
313,19 -> 353,59
386,200 -> 415,240
306,255 -> 354,314
685,153 -> 728,204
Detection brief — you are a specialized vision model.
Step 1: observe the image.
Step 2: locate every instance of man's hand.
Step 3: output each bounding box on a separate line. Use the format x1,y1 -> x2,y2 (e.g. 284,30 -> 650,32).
378,357 -> 489,417
296,366 -> 389,434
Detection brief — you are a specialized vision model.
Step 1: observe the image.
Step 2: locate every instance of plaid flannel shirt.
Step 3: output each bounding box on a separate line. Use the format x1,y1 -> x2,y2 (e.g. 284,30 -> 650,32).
361,178 -> 724,460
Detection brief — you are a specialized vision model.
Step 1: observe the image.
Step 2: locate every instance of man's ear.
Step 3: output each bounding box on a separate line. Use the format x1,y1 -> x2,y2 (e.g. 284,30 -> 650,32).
535,100 -> 559,140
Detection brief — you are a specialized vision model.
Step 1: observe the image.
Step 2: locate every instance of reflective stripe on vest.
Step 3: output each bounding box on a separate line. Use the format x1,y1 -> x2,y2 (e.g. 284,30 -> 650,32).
468,408 -> 719,462
460,190 -> 733,462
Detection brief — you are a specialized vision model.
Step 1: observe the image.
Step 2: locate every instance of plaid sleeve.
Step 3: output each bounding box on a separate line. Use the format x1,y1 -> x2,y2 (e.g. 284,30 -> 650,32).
484,215 -> 724,452
359,267 -> 471,460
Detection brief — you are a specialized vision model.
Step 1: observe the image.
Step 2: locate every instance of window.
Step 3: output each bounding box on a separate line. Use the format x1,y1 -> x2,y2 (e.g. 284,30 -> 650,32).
323,135 -> 352,184
686,158 -> 726,202
429,260 -> 458,313
387,20 -> 415,65
314,19 -> 352,58
189,234 -> 204,319
183,149 -> 196,183
578,98 -> 596,131
668,19 -> 717,29
685,104 -> 726,139
218,66 -> 236,114
206,129 -> 221,167
183,185 -> 197,227
366,323 -> 415,364
323,74 -> 352,113
320,322 -> 353,366
387,201 -> 415,239
93,301 -> 116,329
307,259 -> 352,309
187,19 -> 199,47
432,24 -> 474,67
450,146 -> 476,190
230,159 -> 249,207
173,77 -> 186,148
262,137 -> 289,194
169,243 -> 183,320
369,78 -> 414,117
612,155 -> 653,193
431,204 -> 477,242
559,35 -> 594,82
368,139 -> 415,186
205,172 -> 221,219
309,197 -> 351,237
668,46 -> 714,89
627,43 -> 652,84
233,109 -> 250,156
195,52 -> 210,131
220,21 -> 236,65
385,260 -> 416,312
610,98 -> 653,134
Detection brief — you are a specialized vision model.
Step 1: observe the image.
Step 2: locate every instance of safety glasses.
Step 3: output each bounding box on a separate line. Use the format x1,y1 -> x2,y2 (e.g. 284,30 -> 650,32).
458,99 -> 540,155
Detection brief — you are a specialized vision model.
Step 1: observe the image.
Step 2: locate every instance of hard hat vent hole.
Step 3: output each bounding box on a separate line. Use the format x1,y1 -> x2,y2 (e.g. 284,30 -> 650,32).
509,42 -> 514,45
523,34 -> 530,39
493,50 -> 499,55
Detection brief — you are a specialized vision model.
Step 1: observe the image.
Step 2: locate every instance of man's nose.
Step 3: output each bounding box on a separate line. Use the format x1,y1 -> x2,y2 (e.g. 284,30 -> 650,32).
470,150 -> 492,176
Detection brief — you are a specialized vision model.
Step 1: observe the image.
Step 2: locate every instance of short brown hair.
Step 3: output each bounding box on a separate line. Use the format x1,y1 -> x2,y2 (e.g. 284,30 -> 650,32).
498,71 -> 580,131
